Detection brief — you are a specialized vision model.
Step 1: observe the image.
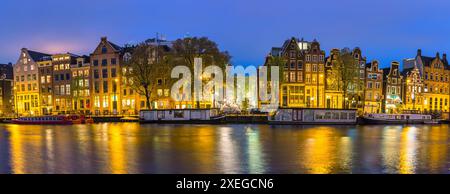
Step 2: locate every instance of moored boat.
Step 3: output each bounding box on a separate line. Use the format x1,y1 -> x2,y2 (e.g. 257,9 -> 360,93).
423,119 -> 440,124
361,113 -> 432,124
12,115 -> 85,125
268,108 -> 358,125
140,109 -> 225,124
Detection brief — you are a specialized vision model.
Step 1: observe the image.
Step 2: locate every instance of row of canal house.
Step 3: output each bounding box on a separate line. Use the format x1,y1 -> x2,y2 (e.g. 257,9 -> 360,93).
7,36 -> 450,117
262,37 -> 450,116
13,37 -> 155,116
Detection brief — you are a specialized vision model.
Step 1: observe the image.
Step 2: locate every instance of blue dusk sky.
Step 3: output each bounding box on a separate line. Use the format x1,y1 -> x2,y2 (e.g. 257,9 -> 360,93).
1,0 -> 450,68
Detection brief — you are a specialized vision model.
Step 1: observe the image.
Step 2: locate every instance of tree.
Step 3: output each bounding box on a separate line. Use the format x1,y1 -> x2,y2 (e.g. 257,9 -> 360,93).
267,55 -> 287,82
335,48 -> 364,109
123,43 -> 173,110
172,37 -> 230,69
171,37 -> 231,108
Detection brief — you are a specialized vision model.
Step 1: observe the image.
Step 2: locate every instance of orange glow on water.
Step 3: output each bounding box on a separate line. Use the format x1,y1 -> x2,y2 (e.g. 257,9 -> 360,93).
109,124 -> 127,174
0,123 -> 448,174
9,125 -> 25,174
299,127 -> 352,174
399,126 -> 418,174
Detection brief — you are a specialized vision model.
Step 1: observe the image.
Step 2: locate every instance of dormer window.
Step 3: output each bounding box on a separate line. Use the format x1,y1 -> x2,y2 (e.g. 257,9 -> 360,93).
123,53 -> 131,62
290,51 -> 295,58
101,46 -> 107,54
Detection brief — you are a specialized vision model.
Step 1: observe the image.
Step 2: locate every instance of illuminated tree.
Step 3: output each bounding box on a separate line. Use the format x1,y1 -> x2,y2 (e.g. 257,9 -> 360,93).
171,37 -> 231,108
334,48 -> 365,108
123,43 -> 172,110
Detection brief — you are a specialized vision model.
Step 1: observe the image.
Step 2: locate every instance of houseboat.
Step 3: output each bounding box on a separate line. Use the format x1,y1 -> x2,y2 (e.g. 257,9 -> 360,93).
140,109 -> 225,124
268,108 -> 358,125
11,115 -> 86,125
361,113 -> 433,124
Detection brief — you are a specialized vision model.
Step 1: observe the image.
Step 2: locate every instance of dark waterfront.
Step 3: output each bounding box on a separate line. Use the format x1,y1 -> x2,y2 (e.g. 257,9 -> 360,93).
0,123 -> 448,174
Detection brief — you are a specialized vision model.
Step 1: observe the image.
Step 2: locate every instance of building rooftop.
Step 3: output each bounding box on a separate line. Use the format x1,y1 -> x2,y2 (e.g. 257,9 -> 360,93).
26,49 -> 52,62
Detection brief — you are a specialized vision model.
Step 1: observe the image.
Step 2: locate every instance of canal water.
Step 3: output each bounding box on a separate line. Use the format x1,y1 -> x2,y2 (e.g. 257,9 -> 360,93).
0,123 -> 448,174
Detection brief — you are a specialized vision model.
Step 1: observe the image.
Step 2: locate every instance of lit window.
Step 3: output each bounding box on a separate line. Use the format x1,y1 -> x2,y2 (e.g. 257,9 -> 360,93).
103,96 -> 109,107
164,89 -> 170,97
66,84 -> 70,95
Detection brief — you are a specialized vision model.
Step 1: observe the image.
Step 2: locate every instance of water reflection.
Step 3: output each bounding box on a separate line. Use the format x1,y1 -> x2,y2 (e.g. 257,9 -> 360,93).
0,123 -> 448,174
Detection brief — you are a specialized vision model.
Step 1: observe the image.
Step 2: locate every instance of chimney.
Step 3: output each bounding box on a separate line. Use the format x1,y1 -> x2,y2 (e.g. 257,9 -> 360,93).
417,49 -> 422,56
443,53 -> 447,61
436,52 -> 440,58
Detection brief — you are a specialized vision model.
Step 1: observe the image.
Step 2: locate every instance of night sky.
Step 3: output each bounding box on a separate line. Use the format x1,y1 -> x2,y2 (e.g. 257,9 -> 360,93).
1,0 -> 450,68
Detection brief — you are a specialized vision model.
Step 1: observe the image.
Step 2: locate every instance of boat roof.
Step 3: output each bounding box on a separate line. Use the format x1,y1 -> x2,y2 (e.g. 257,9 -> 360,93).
277,108 -> 357,111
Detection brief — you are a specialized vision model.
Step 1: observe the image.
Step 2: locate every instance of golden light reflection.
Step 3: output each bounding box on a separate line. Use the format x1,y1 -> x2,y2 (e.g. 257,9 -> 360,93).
399,126 -> 418,174
338,136 -> 353,171
9,125 -> 25,174
424,125 -> 448,173
45,128 -> 55,173
381,126 -> 401,173
108,124 -> 127,174
300,127 -> 352,174
93,124 -> 111,173
8,125 -> 45,174
75,125 -> 90,171
1,123 -> 448,174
